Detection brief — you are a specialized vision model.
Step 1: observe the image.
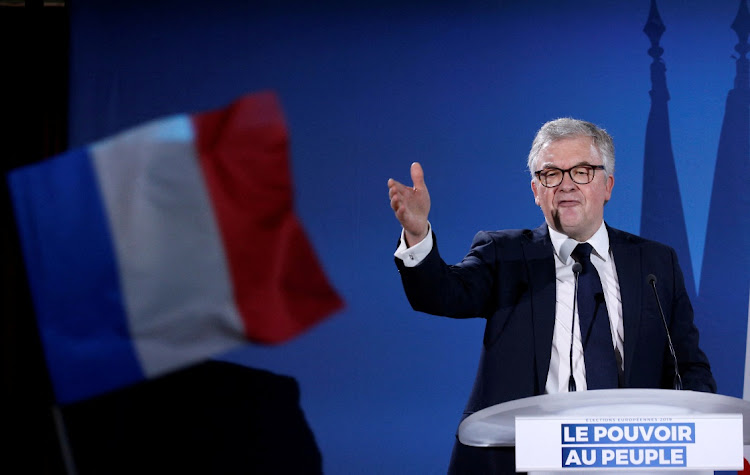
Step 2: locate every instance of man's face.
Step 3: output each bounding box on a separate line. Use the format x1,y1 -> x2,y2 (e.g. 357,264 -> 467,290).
530,136 -> 614,242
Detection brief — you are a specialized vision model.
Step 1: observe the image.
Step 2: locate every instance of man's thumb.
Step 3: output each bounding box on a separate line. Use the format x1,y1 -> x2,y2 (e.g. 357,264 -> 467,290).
410,162 -> 427,190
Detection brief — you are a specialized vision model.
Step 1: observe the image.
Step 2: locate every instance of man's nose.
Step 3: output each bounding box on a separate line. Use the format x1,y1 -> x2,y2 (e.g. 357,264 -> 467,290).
559,171 -> 577,189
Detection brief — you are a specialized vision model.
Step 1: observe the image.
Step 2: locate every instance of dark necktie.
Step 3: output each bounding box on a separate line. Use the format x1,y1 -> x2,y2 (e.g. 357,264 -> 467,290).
572,243 -> 619,389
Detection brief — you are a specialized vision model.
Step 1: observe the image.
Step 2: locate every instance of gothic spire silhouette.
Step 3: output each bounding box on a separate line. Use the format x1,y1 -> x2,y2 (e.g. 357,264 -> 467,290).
697,0 -> 750,398
731,0 -> 750,90
640,0 -> 696,299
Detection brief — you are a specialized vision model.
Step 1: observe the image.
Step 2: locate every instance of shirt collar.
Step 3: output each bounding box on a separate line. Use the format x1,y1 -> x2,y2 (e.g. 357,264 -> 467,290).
548,222 -> 610,264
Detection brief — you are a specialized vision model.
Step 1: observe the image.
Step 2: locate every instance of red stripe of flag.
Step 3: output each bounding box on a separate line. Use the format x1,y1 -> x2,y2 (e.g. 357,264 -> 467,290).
193,91 -> 343,343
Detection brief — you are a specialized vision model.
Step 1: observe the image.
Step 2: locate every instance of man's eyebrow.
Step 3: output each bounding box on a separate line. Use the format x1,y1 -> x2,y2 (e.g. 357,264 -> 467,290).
538,161 -> 594,169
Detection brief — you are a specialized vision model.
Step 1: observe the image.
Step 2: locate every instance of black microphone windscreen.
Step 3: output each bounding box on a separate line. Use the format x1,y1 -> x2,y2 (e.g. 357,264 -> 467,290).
572,262 -> 582,274
647,274 -> 657,285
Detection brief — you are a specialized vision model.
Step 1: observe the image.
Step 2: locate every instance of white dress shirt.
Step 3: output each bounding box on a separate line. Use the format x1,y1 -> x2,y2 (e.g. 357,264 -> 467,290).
546,224 -> 624,392
394,222 -> 624,393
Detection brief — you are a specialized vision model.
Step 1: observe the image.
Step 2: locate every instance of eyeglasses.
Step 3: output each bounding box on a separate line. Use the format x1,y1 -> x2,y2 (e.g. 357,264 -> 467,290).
534,165 -> 606,188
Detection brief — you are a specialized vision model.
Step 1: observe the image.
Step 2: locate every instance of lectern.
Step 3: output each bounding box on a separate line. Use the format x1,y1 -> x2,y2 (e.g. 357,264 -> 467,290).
458,389 -> 750,474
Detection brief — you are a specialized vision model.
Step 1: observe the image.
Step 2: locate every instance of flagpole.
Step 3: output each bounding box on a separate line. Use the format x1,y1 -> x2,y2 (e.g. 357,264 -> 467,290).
51,405 -> 78,475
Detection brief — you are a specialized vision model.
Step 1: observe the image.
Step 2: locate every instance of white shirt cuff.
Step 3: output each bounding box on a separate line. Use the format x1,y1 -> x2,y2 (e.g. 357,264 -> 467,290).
394,223 -> 433,267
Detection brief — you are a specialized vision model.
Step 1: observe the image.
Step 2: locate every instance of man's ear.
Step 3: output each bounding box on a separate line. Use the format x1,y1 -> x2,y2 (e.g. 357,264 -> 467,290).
603,174 -> 614,204
531,178 -> 540,206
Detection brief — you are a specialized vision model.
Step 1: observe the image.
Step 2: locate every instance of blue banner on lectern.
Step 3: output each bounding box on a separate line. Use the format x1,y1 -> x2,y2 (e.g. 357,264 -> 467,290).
515,416 -> 742,472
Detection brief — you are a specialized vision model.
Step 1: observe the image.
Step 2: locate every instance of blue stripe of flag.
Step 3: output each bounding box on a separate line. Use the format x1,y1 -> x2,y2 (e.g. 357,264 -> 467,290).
8,148 -> 144,404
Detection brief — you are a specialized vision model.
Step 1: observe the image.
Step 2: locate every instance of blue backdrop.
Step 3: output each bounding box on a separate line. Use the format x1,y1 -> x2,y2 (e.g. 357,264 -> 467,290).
68,0 -> 749,472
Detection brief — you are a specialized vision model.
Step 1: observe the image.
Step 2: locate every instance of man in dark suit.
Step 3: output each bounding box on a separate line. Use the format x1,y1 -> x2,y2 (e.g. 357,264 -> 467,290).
387,118 -> 715,473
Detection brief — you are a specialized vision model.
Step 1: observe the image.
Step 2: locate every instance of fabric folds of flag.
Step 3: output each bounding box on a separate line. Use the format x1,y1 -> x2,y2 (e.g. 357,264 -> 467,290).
7,91 -> 344,404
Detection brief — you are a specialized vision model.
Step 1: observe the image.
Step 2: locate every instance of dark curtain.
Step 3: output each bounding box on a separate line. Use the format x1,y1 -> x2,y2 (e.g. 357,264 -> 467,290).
0,3 -> 70,474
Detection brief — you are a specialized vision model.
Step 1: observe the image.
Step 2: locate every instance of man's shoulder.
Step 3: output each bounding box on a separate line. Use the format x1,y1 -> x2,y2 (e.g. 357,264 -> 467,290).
468,226 -> 551,256
475,226 -> 547,244
607,226 -> 675,254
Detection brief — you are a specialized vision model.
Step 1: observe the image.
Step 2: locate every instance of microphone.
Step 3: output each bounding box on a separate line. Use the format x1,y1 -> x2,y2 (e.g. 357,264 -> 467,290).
647,274 -> 683,390
568,262 -> 582,392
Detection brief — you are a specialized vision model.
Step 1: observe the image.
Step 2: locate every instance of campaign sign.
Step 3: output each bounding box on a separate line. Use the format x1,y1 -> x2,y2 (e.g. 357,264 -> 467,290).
515,414 -> 742,472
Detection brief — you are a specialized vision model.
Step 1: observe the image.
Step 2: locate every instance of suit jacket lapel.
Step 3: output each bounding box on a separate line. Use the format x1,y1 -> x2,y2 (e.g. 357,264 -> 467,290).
523,224 -> 557,393
607,225 -> 642,386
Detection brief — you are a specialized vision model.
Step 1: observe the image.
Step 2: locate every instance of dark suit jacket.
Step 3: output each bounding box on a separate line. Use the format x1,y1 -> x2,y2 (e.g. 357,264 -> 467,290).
395,224 -> 715,474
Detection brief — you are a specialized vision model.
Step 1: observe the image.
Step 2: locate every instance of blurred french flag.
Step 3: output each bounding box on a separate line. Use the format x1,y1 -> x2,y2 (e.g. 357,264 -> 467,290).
7,91 -> 343,405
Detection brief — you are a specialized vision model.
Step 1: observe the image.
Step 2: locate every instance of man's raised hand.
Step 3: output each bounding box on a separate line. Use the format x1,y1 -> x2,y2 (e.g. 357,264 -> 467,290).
388,162 -> 431,247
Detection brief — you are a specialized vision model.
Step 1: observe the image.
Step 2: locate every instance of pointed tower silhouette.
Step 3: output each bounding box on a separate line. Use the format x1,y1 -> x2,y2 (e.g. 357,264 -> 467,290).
697,0 -> 750,398
640,0 -> 697,300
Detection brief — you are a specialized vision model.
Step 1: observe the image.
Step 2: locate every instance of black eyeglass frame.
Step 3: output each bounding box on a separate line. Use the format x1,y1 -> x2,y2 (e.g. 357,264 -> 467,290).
534,164 -> 606,188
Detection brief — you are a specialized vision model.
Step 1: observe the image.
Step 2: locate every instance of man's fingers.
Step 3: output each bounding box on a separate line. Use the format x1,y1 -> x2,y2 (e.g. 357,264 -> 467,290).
389,179 -> 407,210
390,193 -> 400,211
388,178 -> 406,200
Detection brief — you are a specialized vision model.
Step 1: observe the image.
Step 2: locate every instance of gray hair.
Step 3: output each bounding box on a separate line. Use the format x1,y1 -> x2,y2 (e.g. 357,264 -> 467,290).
527,118 -> 615,179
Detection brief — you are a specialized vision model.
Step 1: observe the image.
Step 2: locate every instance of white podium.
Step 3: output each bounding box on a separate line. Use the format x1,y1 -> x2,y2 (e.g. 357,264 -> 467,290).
458,389 -> 750,474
